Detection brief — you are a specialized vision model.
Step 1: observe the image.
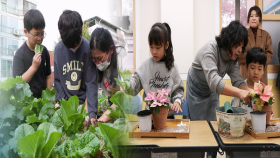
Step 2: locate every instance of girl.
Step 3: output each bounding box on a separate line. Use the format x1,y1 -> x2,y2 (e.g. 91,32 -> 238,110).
187,20 -> 252,121
126,22 -> 185,118
88,28 -> 120,124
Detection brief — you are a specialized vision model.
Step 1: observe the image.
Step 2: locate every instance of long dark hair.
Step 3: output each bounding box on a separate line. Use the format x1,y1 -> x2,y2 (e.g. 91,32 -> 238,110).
148,23 -> 174,71
215,20 -> 248,55
89,28 -> 119,87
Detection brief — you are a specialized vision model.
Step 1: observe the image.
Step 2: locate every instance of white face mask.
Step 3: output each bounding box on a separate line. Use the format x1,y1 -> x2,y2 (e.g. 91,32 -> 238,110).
96,55 -> 111,71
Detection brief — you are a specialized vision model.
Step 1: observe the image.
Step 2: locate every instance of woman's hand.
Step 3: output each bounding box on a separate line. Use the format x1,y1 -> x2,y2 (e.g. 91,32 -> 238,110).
170,102 -> 182,114
238,90 -> 251,105
91,118 -> 98,127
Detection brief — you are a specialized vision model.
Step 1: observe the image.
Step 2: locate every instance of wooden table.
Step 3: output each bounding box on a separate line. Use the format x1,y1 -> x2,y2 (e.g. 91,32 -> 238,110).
210,121 -> 280,158
124,121 -> 218,158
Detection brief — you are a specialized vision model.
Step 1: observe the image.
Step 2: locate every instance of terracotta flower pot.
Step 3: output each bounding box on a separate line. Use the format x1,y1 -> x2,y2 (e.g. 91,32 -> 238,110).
252,102 -> 273,125
152,107 -> 168,130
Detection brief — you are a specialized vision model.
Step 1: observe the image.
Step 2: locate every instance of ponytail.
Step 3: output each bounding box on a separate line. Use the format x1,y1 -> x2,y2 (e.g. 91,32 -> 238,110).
162,23 -> 174,71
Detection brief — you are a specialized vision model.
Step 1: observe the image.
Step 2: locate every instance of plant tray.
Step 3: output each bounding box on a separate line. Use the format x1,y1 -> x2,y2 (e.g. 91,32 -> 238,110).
245,119 -> 280,139
129,119 -> 190,139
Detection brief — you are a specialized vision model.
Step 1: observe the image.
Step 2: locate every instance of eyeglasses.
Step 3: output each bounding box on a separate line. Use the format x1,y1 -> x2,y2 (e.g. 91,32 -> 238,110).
90,53 -> 107,64
29,32 -> 47,39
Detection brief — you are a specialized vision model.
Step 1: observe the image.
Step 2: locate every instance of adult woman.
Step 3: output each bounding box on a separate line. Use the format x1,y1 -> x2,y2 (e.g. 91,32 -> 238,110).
187,20 -> 252,121
88,27 -> 120,124
239,6 -> 273,84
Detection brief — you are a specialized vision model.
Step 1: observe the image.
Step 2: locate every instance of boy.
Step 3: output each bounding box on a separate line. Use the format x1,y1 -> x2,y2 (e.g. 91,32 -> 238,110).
54,10 -> 98,124
232,47 -> 266,119
13,9 -> 51,98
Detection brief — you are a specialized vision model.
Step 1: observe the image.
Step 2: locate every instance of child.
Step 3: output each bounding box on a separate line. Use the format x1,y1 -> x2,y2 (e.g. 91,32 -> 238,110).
13,9 -> 51,98
187,20 -> 252,121
126,22 -> 185,118
232,47 -> 266,119
54,10 -> 98,123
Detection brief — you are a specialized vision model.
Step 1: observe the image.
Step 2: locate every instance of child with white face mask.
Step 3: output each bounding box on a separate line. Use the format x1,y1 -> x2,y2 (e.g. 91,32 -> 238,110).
89,28 -> 121,124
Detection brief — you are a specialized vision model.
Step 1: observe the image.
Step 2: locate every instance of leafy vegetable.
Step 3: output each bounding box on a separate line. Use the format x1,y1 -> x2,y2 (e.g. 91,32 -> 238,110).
17,129 -> 62,158
14,124 -> 35,144
0,77 -> 33,157
52,130 -> 100,158
35,44 -> 44,54
51,96 -> 85,137
98,93 -> 110,114
42,88 -> 56,101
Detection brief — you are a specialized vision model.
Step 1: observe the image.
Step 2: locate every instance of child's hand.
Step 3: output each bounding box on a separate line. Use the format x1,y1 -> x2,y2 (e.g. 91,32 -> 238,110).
32,52 -> 41,69
170,102 -> 182,114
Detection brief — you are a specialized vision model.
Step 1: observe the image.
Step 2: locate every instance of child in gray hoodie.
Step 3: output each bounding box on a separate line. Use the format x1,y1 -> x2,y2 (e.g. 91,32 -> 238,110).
127,22 -> 185,118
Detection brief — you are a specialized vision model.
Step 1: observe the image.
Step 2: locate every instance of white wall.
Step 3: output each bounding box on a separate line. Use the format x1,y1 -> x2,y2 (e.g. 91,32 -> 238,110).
194,0 -> 218,55
137,0 -> 161,67
135,0 -> 220,79
161,0 -> 194,75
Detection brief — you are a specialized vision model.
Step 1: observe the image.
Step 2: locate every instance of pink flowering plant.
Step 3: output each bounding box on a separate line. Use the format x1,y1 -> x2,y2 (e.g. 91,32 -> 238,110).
144,89 -> 171,115
249,83 -> 274,111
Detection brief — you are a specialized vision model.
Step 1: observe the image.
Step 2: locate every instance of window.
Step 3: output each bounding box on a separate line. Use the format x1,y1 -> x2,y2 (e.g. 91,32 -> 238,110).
221,0 -> 255,28
1,60 -> 13,78
1,15 -> 18,34
23,0 -> 36,14
1,2 -> 6,12
0,37 -> 18,56
122,0 -> 133,30
6,0 -> 20,15
263,0 -> 280,14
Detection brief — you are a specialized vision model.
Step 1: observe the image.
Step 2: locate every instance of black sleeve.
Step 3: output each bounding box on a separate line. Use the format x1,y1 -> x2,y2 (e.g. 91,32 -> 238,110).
13,54 -> 25,77
85,59 -> 98,119
44,47 -> 51,76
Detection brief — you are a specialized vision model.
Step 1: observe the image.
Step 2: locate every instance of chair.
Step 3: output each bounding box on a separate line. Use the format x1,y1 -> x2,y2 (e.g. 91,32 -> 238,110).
123,94 -> 143,115
174,98 -> 189,119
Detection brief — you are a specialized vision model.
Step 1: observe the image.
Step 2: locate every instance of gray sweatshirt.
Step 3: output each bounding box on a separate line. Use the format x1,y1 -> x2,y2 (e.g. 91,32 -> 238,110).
129,57 -> 185,116
192,40 -> 245,94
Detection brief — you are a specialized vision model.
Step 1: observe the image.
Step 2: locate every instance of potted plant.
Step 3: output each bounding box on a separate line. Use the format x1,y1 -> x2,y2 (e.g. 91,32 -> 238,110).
145,89 -> 171,130
250,82 -> 274,126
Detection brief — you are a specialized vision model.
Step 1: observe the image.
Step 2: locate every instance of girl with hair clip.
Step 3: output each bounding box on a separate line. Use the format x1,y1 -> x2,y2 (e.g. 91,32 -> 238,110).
88,27 -> 121,124
125,22 -> 185,118
187,20 -> 253,121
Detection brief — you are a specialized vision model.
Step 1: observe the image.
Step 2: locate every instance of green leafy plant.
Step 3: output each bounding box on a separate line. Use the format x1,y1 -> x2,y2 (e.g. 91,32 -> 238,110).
0,77 -> 33,157
35,44 -> 44,54
0,77 -> 57,158
52,130 -> 100,158
115,70 -> 133,95
98,93 -> 110,114
51,96 -> 87,137
15,123 -> 62,158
